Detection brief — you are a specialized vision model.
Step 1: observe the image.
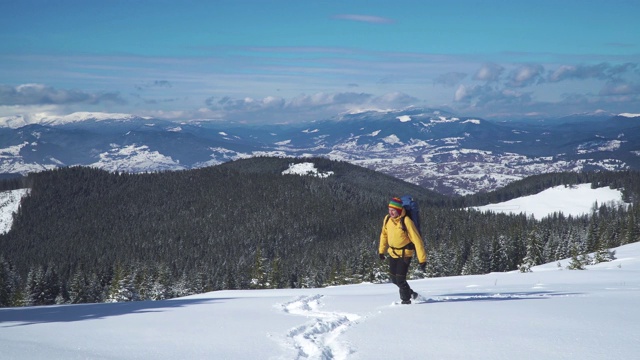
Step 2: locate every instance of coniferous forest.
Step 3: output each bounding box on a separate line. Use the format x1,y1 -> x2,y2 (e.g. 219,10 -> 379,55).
1,157 -> 639,307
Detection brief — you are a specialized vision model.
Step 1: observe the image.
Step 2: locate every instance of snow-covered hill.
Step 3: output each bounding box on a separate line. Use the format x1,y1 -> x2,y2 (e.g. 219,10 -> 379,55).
0,188 -> 29,234
472,183 -> 629,219
1,243 -> 638,359
1,182 -> 638,359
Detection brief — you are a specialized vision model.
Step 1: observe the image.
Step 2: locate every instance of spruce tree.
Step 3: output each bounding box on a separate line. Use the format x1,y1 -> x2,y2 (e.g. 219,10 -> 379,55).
519,230 -> 544,272
24,266 -> 46,306
0,256 -> 21,307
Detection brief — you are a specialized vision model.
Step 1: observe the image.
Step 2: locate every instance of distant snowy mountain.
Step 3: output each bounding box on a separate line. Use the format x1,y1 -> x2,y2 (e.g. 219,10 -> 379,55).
1,108 -> 639,195
0,111 -> 146,128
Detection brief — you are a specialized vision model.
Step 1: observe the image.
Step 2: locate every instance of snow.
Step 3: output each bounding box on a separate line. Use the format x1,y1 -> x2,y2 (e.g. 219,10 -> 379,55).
90,144 -> 186,172
1,243 -> 639,359
577,140 -> 624,154
0,111 -> 145,128
1,183 -> 639,359
0,189 -> 30,234
381,134 -> 402,145
0,142 -> 28,157
282,162 -> 334,178
618,113 -> 640,118
472,183 -> 628,219
396,115 -> 411,122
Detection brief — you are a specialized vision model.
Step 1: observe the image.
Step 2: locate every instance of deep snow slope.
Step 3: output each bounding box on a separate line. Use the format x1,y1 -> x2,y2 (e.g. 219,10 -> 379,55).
1,242 -> 639,360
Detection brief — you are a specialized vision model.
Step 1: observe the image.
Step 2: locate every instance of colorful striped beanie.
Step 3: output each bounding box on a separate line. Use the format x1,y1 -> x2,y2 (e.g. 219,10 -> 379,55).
388,197 -> 403,211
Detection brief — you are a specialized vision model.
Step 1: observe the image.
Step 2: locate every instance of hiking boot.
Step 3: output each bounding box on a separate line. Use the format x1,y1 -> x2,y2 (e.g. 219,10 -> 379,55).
401,300 -> 411,304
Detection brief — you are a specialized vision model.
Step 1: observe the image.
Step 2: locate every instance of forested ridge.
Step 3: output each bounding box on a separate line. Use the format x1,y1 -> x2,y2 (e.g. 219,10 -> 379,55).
1,157 -> 639,307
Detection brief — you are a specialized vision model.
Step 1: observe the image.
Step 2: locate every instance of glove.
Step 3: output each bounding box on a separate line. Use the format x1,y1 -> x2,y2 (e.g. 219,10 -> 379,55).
379,254 -> 385,261
419,262 -> 426,272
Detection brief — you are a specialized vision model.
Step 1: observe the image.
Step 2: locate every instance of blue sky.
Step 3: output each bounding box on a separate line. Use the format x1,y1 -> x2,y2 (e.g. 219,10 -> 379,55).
1,0 -> 639,123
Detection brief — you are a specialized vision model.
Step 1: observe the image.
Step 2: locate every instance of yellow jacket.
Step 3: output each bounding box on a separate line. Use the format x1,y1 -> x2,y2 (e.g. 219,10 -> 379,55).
379,210 -> 427,263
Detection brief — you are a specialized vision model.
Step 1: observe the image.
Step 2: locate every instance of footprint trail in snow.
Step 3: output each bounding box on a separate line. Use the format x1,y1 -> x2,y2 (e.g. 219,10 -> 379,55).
279,294 -> 360,360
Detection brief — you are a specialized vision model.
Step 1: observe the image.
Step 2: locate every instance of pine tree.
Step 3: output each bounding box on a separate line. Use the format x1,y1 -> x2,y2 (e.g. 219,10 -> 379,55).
593,245 -> 616,264
250,247 -> 268,289
566,244 -> 588,270
268,257 -> 285,289
624,208 -> 639,245
150,265 -> 172,300
42,266 -> 61,305
586,211 -> 600,252
107,264 -> 139,302
24,266 -> 46,306
461,241 -> 488,275
519,230 -> 544,272
0,255 -> 21,307
172,272 -> 192,298
69,268 -> 91,304
490,235 -> 512,273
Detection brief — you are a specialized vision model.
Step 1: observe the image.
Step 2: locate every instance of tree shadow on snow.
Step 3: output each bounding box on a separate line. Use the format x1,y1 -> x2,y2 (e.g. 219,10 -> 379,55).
0,297 -> 236,327
419,291 -> 582,304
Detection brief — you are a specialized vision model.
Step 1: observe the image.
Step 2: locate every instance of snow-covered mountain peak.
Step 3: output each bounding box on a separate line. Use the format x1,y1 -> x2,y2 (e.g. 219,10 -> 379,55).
49,112 -> 147,124
0,115 -> 28,129
618,113 -> 640,118
0,111 -> 148,128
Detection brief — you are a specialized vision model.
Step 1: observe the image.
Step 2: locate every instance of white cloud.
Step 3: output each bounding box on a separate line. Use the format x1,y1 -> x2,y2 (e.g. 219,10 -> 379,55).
473,63 -> 504,82
506,64 -> 545,88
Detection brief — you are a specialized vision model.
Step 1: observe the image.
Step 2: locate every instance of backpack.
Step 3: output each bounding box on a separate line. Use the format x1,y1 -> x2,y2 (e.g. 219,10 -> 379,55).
384,194 -> 421,236
400,195 -> 421,236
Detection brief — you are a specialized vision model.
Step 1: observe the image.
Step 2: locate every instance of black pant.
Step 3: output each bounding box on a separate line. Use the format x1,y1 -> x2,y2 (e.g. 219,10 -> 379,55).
388,257 -> 413,301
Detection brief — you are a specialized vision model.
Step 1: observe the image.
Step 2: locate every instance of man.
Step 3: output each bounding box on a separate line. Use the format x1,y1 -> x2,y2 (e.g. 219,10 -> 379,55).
378,197 -> 427,304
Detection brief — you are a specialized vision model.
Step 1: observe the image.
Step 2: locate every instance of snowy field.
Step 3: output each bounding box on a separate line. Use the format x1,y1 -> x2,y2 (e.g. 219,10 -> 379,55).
1,243 -> 639,360
472,183 -> 628,219
1,183 -> 639,359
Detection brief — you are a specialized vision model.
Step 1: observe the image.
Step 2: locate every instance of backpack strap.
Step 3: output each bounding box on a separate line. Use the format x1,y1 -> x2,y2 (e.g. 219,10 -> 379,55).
384,214 -> 407,233
384,215 -> 414,258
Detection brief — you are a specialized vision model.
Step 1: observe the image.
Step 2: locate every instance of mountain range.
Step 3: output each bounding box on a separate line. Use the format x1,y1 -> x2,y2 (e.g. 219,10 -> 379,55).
1,108 -> 639,195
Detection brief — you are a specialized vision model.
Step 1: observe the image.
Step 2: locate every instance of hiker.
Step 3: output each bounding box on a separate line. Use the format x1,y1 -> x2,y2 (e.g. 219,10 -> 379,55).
378,197 -> 427,304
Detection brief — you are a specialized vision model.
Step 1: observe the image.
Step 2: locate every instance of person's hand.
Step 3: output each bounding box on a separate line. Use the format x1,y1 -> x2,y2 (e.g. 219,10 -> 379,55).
379,254 -> 385,261
419,262 -> 426,272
